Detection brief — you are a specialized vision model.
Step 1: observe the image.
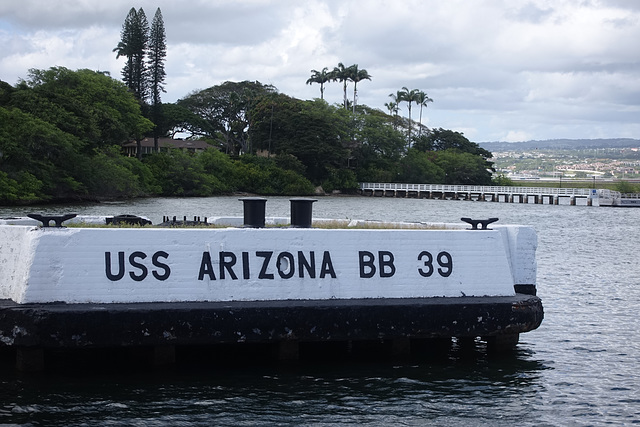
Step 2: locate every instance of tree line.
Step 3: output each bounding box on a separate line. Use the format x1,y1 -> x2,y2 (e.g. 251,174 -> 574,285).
0,9 -> 499,205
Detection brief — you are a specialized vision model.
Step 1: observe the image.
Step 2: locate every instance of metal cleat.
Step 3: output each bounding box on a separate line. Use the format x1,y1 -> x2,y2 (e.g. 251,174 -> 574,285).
27,213 -> 77,227
461,217 -> 499,230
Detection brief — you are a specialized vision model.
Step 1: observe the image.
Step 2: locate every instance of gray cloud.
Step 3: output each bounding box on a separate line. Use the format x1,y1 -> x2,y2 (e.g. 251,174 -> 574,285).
0,0 -> 638,142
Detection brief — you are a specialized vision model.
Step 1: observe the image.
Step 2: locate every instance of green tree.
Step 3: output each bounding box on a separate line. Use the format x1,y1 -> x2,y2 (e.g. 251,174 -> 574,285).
249,95 -> 350,184
492,173 -> 514,186
398,149 -> 444,183
415,91 -> 433,138
398,87 -> 420,143
421,128 -> 493,161
159,102 -> 212,139
81,145 -> 158,199
408,128 -> 495,185
348,64 -> 371,113
322,167 -> 358,193
387,91 -> 403,131
197,147 -> 237,191
235,155 -> 314,195
306,67 -> 332,100
113,8 -> 137,96
0,170 -> 43,204
0,106 -> 84,200
178,81 -> 276,155
332,63 -> 351,109
148,7 -> 167,152
384,101 -> 398,117
145,149 -> 222,196
0,80 -> 13,105
433,150 -> 493,185
350,107 -> 405,182
113,7 -> 149,102
14,67 -> 153,151
0,68 -> 154,203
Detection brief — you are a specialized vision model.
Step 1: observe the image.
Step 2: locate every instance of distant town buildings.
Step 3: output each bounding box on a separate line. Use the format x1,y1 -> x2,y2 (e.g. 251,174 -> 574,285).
492,147 -> 640,180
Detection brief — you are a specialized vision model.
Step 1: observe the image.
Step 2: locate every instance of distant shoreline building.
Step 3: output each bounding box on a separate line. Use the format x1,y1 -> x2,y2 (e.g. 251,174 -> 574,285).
123,137 -> 211,157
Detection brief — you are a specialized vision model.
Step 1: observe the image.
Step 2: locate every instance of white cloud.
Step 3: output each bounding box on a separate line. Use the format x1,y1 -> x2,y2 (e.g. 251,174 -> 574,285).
0,0 -> 639,142
504,130 -> 533,143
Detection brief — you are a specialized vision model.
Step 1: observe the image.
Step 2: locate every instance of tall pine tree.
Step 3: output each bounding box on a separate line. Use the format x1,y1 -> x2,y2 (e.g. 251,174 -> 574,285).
114,7 -> 150,158
148,8 -> 167,152
113,8 -> 137,95
113,7 -> 149,102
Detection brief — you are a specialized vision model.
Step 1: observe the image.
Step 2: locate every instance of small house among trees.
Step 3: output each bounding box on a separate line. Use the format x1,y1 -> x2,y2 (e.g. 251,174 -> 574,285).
123,137 -> 211,157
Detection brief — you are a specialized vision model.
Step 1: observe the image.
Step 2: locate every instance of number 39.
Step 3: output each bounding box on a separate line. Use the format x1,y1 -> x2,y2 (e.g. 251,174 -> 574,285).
418,251 -> 453,278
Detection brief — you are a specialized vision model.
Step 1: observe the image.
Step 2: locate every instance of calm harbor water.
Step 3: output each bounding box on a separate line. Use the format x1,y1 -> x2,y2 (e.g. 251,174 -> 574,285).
1,196 -> 640,426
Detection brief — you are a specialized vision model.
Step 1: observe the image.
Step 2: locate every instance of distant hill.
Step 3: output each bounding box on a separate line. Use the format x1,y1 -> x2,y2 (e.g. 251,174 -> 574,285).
478,138 -> 640,152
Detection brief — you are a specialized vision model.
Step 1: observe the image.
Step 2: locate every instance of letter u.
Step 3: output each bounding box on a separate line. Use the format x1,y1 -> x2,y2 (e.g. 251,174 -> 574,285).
105,251 -> 125,281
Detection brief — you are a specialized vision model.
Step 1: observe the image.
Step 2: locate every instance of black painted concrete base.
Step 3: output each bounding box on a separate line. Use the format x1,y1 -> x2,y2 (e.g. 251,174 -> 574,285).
0,294 -> 543,371
0,295 -> 542,370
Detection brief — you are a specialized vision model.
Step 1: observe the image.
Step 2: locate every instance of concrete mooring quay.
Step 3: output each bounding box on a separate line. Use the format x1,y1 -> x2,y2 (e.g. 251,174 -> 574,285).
359,183 -> 599,206
0,198 -> 543,371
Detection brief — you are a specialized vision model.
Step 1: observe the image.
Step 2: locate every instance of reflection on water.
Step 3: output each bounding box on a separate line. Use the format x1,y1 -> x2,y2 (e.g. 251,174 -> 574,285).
1,196 -> 640,425
1,346 -> 548,426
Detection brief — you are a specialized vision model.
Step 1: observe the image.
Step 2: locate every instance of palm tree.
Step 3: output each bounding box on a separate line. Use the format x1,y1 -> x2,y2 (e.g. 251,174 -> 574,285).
332,62 -> 351,109
416,91 -> 434,138
306,67 -> 332,100
349,64 -> 372,113
384,101 -> 398,117
388,91 -> 403,130
399,87 -> 420,143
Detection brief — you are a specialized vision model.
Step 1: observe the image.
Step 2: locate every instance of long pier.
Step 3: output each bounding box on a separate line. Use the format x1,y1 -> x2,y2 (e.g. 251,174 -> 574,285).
359,183 -> 600,206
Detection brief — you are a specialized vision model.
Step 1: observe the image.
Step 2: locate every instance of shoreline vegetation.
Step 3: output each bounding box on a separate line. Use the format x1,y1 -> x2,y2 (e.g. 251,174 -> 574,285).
0,67 -> 498,207
2,7 -> 637,207
0,10 -> 498,206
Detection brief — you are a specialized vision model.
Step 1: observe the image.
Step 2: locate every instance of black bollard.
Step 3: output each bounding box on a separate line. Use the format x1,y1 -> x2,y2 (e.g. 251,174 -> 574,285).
290,198 -> 317,228
239,197 -> 267,228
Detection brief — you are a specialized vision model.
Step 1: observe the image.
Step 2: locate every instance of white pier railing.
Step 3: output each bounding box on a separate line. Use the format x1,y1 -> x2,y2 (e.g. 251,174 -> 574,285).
360,182 -> 593,196
358,183 -> 602,206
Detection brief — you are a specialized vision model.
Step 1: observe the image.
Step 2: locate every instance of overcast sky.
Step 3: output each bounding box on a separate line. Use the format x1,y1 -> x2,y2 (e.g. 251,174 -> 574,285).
1,0 -> 639,142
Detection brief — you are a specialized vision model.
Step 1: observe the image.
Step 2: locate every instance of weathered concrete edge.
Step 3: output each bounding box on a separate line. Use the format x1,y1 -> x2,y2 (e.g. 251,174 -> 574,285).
0,295 -> 543,348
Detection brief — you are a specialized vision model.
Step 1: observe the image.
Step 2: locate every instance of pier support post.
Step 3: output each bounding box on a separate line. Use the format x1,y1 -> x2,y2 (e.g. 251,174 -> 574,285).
16,347 -> 44,372
485,333 -> 519,353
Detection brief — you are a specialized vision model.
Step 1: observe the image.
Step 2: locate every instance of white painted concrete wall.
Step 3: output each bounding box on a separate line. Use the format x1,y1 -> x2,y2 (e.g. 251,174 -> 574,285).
495,226 -> 537,286
0,226 -> 38,302
0,223 -> 537,304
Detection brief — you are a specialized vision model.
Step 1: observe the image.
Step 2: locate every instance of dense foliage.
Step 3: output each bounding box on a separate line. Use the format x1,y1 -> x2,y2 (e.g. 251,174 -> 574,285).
1,65 -> 496,205
0,69 -> 313,204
